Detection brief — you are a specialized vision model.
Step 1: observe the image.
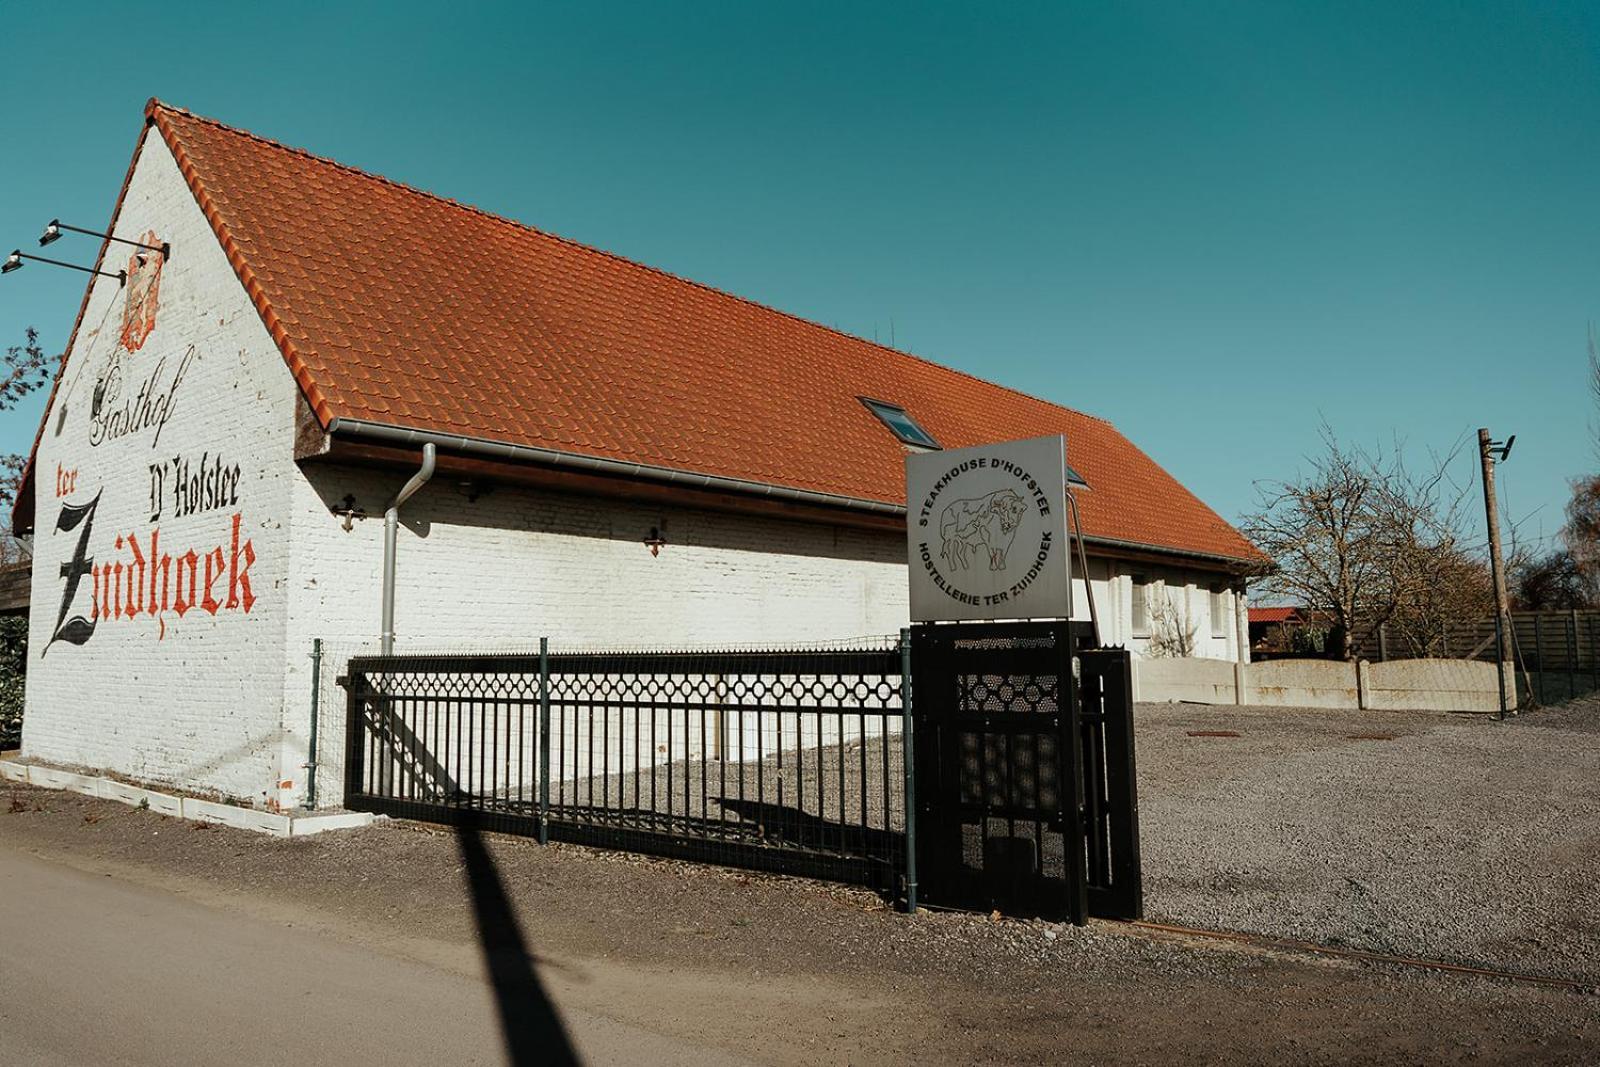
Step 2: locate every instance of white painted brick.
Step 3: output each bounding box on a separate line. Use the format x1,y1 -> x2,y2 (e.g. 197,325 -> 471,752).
23,132 -> 295,807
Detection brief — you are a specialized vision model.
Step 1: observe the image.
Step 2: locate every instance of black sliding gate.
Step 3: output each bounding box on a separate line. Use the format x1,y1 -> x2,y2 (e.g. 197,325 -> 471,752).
341,626 -> 1140,922
910,621 -> 1142,923
342,647 -> 909,891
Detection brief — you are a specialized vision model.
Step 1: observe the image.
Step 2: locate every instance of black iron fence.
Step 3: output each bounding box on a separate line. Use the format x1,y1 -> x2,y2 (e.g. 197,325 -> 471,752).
342,643 -> 909,891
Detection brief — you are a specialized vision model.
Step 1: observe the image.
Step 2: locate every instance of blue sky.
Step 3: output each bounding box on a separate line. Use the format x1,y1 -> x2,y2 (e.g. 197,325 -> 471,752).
1,1 -> 1595,551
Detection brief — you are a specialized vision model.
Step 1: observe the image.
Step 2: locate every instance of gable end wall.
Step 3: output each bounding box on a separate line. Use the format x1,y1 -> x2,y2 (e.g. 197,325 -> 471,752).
22,134 -> 302,806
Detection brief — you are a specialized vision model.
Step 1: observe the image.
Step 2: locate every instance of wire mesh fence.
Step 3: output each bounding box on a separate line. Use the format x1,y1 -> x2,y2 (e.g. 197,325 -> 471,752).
336,642 -> 908,891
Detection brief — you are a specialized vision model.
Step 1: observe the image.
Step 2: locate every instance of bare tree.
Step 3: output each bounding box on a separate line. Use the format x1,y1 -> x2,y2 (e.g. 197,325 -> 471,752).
1145,588 -> 1197,658
1379,442 -> 1494,657
1515,474 -> 1600,610
1,328 -> 51,412
1241,426 -> 1480,661
1385,537 -> 1494,657
0,454 -> 29,565
1514,549 -> 1590,610
2,327 -> 55,564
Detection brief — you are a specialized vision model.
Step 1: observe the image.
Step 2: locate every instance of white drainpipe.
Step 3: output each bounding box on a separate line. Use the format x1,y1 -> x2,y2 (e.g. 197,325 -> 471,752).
380,443 -> 436,656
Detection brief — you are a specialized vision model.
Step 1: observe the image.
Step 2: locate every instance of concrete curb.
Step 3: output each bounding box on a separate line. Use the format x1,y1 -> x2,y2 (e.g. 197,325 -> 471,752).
0,758 -> 375,838
181,796 -> 293,837
99,779 -> 184,817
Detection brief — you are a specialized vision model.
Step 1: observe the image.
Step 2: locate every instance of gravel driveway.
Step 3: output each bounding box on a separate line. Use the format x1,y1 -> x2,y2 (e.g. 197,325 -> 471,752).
1136,695 -> 1600,983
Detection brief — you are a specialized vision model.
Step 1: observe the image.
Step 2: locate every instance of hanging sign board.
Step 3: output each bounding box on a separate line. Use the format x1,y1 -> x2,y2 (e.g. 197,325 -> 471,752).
906,434 -> 1071,622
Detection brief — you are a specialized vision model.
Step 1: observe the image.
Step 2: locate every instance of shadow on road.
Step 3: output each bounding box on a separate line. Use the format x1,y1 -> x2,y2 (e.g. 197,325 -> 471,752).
455,821 -> 581,1066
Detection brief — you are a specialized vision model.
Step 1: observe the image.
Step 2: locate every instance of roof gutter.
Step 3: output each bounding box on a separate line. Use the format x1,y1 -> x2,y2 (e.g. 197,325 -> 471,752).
1079,533 -> 1271,573
325,417 -> 907,518
323,418 -> 1266,570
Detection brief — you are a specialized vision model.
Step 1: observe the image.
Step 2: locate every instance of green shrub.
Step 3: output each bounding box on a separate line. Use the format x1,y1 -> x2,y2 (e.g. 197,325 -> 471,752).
0,616 -> 23,749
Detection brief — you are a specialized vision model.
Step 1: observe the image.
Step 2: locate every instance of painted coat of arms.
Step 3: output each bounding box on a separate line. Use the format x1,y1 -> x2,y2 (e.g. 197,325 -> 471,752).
118,230 -> 163,351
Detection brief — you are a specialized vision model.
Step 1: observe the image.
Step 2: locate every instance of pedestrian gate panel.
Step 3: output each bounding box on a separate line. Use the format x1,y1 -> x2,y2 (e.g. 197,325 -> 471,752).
910,621 -> 1142,923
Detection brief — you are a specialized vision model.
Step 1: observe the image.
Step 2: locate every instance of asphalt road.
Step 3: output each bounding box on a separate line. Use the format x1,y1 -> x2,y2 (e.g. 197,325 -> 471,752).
0,846 -> 746,1067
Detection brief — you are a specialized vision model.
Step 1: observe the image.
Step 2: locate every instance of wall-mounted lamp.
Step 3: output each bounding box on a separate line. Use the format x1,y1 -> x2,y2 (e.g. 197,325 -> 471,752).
458,478 -> 493,503
643,526 -> 667,557
40,219 -> 170,261
330,494 -> 367,532
2,248 -> 126,286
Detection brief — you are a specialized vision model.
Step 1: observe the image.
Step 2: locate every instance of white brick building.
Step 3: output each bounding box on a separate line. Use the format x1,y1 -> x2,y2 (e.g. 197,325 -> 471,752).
11,101 -> 1263,809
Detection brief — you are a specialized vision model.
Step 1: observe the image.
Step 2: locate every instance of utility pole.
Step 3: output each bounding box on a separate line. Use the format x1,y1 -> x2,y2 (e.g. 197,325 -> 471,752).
1478,428 -> 1515,719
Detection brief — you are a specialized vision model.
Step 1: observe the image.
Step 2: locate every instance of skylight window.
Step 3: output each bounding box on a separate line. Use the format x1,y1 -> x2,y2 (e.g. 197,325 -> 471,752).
862,398 -> 939,449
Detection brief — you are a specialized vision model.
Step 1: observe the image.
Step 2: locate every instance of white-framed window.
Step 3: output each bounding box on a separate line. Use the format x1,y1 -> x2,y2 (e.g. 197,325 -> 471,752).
1210,586 -> 1229,638
1131,574 -> 1150,637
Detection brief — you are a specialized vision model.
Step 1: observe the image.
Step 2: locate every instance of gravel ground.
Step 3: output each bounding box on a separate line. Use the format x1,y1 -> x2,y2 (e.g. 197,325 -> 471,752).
1137,695 -> 1600,984
1,781 -> 1595,1063
394,691 -> 1600,986
554,733 -> 905,839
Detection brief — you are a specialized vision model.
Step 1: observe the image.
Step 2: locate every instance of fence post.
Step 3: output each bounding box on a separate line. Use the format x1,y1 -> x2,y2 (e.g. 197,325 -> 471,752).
1534,614 -> 1544,707
1590,613 -> 1598,694
539,636 -> 551,846
1569,610 -> 1580,702
305,638 -> 323,810
343,666 -> 367,805
900,627 -> 918,915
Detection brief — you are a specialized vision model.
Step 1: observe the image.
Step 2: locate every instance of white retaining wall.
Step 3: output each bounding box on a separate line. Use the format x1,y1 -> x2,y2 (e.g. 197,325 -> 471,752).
1134,656 -> 1238,705
1364,659 -> 1512,713
1247,659 -> 1359,709
1135,656 -> 1517,713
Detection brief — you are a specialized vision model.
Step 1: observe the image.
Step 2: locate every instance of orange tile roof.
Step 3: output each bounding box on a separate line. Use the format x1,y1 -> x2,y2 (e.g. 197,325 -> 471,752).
19,100 -> 1264,566
1248,607 -> 1303,624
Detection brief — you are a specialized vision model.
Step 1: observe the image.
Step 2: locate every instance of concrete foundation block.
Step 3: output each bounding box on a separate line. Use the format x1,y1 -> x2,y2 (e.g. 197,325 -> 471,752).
287,811 -> 375,836
0,760 -> 29,783
29,766 -> 101,796
181,797 -> 292,837
99,779 -> 184,817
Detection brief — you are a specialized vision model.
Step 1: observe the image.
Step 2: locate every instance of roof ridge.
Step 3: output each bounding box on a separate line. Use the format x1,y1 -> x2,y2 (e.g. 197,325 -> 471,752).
144,98 -> 1112,429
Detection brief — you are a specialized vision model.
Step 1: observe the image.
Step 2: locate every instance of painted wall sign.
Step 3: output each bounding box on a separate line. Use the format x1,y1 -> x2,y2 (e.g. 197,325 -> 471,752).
89,345 -> 196,449
148,450 -> 242,522
47,498 -> 257,645
905,434 -> 1071,622
118,230 -> 164,351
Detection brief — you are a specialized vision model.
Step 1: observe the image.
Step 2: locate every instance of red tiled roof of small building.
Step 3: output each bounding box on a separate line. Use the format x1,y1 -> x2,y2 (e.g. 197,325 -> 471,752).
1248,607 -> 1302,624
18,100 -> 1266,565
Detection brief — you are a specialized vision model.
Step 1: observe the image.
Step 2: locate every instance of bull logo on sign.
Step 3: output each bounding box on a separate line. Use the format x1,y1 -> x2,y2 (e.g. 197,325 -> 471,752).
939,489 -> 1027,572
